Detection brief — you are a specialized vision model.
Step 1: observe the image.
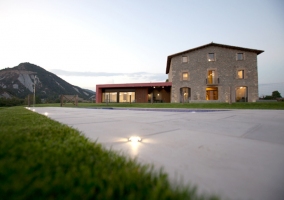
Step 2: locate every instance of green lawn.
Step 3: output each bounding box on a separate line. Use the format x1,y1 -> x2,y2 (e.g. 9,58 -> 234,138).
36,102 -> 284,110
0,107 -> 219,200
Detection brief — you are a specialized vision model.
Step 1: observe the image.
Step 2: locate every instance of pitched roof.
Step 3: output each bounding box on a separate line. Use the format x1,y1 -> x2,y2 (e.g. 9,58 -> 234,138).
166,42 -> 264,74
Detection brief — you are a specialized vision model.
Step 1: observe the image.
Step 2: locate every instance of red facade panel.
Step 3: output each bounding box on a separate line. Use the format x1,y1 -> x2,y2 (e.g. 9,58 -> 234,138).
135,88 -> 148,103
96,86 -> 102,103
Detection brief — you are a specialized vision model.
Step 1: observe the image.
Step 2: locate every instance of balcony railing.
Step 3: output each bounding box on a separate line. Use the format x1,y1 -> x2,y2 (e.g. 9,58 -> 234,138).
206,78 -> 219,85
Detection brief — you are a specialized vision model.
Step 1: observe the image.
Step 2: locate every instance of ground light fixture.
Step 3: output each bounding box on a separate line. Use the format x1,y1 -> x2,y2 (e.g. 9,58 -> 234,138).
44,112 -> 48,116
128,136 -> 142,142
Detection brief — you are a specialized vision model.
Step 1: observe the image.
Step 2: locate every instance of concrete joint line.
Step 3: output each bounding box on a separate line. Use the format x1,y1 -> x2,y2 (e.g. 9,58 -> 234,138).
144,128 -> 180,137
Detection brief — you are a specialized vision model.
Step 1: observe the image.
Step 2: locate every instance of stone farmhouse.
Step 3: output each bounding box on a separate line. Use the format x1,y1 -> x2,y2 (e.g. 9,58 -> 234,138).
96,43 -> 264,103
167,42 -> 264,103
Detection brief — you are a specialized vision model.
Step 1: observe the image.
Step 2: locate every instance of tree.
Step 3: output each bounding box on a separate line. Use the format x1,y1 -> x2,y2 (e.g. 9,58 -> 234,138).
0,97 -> 24,107
272,91 -> 282,99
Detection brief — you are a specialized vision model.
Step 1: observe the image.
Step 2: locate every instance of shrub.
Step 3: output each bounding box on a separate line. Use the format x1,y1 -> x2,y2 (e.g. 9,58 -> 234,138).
0,97 -> 24,107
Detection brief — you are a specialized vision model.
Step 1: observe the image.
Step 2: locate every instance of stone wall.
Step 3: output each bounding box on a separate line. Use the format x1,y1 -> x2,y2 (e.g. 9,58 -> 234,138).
169,45 -> 259,103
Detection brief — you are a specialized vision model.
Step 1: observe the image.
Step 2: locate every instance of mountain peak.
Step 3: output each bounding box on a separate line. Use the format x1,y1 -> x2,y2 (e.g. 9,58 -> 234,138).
16,62 -> 47,73
0,63 -> 94,101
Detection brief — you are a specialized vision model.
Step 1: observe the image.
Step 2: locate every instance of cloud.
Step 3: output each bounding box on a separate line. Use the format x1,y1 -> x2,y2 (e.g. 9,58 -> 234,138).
50,69 -> 167,82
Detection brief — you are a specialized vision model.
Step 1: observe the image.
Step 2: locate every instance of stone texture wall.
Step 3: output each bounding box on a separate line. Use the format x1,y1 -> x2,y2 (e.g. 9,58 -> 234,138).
169,46 -> 259,103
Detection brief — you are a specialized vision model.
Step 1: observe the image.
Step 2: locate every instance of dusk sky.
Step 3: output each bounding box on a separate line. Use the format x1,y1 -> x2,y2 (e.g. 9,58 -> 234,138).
0,0 -> 283,95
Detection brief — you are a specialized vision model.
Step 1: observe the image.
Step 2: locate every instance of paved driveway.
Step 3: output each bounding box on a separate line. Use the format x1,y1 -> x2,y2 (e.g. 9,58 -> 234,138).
34,107 -> 284,200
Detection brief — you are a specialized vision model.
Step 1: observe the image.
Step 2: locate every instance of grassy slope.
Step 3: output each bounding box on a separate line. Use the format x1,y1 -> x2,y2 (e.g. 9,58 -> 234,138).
37,102 -> 284,110
0,107 -> 218,200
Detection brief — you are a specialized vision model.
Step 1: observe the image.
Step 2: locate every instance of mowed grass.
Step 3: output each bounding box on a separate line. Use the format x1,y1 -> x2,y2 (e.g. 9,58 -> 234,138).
0,107 -> 219,200
38,102 -> 284,110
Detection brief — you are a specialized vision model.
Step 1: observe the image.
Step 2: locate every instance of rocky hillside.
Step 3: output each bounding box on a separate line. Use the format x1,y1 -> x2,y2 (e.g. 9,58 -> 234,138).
0,63 -> 95,100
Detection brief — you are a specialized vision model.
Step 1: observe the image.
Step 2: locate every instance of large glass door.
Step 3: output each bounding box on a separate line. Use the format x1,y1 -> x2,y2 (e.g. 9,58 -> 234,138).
119,92 -> 135,103
207,70 -> 216,84
206,87 -> 218,100
236,87 -> 247,102
180,87 -> 191,103
102,92 -> 118,103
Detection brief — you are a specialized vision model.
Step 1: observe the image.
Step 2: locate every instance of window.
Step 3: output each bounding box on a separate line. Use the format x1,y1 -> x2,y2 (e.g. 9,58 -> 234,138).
237,53 -> 244,60
119,92 -> 135,103
238,70 -> 244,79
182,56 -> 188,63
123,93 -> 127,101
206,87 -> 218,100
102,92 -> 117,103
208,53 -> 215,61
180,87 -> 191,103
182,72 -> 189,81
207,70 -> 217,84
236,87 -> 247,102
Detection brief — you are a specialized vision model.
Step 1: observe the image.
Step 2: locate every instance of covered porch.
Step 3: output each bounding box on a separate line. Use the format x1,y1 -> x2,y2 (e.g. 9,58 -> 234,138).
96,82 -> 172,103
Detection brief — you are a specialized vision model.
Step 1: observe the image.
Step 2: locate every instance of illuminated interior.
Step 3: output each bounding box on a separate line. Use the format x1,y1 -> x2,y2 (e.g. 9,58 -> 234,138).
180,87 -> 190,102
207,70 -> 216,84
206,87 -> 218,100
208,53 -> 215,61
102,92 -> 135,103
119,92 -> 135,103
238,70 -> 244,79
182,72 -> 188,80
236,86 -> 248,102
102,92 -> 117,103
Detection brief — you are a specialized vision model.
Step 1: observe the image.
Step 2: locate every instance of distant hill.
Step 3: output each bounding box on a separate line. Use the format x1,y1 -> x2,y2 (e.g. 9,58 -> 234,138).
0,63 -> 95,100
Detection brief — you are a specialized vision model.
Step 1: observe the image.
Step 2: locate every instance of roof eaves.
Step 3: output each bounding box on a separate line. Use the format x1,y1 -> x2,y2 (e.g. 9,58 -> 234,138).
166,42 -> 264,74
166,43 -> 212,74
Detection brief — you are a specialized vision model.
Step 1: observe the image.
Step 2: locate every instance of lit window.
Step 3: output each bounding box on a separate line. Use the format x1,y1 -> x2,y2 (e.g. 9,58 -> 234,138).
236,87 -> 248,102
237,53 -> 244,60
207,70 -> 217,84
206,87 -> 218,100
182,56 -> 188,63
238,70 -> 244,79
182,72 -> 189,80
119,92 -> 135,103
180,87 -> 190,103
102,92 -> 117,103
208,53 -> 215,61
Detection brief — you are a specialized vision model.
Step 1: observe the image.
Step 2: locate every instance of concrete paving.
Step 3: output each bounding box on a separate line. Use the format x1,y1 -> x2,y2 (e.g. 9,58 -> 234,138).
34,107 -> 284,200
